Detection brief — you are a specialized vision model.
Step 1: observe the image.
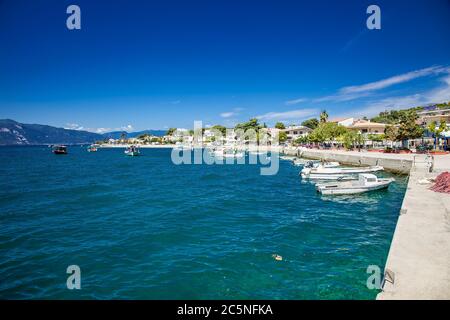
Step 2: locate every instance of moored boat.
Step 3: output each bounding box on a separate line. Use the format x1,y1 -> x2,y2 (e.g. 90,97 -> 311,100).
212,148 -> 244,158
52,145 -> 68,155
304,160 -> 340,168
280,155 -> 297,161
125,145 -> 140,156
316,174 -> 395,195
87,145 -> 98,152
301,164 -> 384,179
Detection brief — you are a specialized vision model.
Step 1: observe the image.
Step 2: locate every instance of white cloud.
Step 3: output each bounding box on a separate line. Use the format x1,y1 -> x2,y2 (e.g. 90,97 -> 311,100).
340,66 -> 446,94
311,65 -> 448,103
285,98 -> 307,106
313,92 -> 371,103
64,123 -> 84,130
94,128 -> 112,134
64,123 -> 134,134
344,74 -> 450,118
170,100 -> 181,105
220,112 -> 236,118
220,107 -> 244,118
119,124 -> 134,132
256,108 -> 318,121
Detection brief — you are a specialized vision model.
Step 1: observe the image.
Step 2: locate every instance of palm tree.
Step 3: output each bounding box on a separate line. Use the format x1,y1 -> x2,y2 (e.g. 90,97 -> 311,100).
320,110 -> 329,123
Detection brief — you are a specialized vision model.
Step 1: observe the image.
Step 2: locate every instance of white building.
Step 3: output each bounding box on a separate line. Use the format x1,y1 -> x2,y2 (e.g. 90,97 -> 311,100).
329,117 -> 354,127
283,125 -> 312,141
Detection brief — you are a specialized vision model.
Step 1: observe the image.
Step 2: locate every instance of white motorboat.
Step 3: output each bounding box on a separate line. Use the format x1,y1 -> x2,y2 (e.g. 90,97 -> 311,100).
212,148 -> 244,158
293,159 -> 340,168
125,145 -> 140,156
280,155 -> 297,161
316,174 -> 395,195
293,159 -> 307,166
249,151 -> 268,156
301,165 -> 384,179
304,160 -> 340,168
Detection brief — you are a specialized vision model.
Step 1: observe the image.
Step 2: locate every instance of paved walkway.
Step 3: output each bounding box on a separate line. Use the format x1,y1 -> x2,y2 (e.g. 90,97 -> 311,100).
377,154 -> 450,299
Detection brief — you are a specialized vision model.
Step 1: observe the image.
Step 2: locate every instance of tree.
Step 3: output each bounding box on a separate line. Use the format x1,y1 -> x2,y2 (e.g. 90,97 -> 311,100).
428,120 -> 447,150
294,136 -> 308,144
274,122 -> 286,130
278,131 -> 288,143
301,118 -> 319,129
339,131 -> 364,150
211,125 -> 227,135
307,122 -> 347,144
320,110 -> 329,123
384,125 -> 399,147
367,134 -> 384,142
235,118 -> 262,131
138,133 -> 151,139
396,110 -> 424,148
166,128 -> 177,136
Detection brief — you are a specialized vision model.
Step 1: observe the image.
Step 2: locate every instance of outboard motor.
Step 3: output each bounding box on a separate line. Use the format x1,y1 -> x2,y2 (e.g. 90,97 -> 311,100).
305,161 -> 314,168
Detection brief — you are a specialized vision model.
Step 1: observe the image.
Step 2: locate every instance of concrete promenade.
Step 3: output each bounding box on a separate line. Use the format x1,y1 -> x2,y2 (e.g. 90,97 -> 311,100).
283,147 -> 450,299
377,153 -> 450,299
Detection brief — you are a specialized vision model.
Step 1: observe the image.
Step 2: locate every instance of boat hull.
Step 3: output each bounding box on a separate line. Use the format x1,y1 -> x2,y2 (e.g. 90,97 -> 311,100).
302,173 -> 356,180
317,179 -> 393,195
301,165 -> 384,179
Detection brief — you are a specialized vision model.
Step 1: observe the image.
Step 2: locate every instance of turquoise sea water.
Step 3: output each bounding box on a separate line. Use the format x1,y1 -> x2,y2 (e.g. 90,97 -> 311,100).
0,146 -> 408,299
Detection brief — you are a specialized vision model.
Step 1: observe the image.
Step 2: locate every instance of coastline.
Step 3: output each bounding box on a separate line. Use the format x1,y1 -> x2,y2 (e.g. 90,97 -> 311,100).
98,144 -> 176,148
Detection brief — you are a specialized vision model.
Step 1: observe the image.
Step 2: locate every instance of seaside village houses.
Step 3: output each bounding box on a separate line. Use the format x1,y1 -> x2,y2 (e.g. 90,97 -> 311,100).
103,104 -> 450,150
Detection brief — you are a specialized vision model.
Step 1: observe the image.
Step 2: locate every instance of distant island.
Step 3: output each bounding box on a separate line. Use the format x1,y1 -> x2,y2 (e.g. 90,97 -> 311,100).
0,119 -> 165,146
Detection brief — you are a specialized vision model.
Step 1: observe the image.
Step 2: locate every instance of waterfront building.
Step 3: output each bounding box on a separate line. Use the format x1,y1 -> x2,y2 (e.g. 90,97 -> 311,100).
283,125 -> 312,142
348,119 -> 386,135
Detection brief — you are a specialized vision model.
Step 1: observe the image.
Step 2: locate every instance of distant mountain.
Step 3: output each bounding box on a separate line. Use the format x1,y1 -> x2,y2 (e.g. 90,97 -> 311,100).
102,130 -> 166,139
0,119 -> 103,145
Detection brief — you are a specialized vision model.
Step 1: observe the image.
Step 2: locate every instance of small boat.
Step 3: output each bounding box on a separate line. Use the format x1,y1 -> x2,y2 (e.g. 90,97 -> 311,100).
125,145 -> 140,156
304,160 -> 340,168
294,159 -> 340,168
301,165 -> 384,179
293,159 -> 308,166
316,174 -> 395,195
249,151 -> 267,156
87,145 -> 98,152
213,148 -> 244,158
280,155 -> 297,161
52,145 -> 68,155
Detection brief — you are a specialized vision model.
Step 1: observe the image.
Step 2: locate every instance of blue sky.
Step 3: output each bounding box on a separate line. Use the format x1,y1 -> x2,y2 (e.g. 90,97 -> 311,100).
0,0 -> 449,132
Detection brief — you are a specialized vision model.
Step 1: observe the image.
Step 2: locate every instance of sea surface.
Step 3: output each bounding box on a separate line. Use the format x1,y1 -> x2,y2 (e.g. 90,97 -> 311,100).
0,146 -> 408,299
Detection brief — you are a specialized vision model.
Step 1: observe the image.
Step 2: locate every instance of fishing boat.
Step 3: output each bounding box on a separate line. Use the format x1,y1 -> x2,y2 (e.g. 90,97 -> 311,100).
293,159 -> 340,168
212,148 -> 244,158
304,160 -> 340,168
316,174 -> 395,195
280,155 -> 297,161
52,145 -> 68,155
301,164 -> 384,180
124,145 -> 140,156
87,145 -> 98,152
